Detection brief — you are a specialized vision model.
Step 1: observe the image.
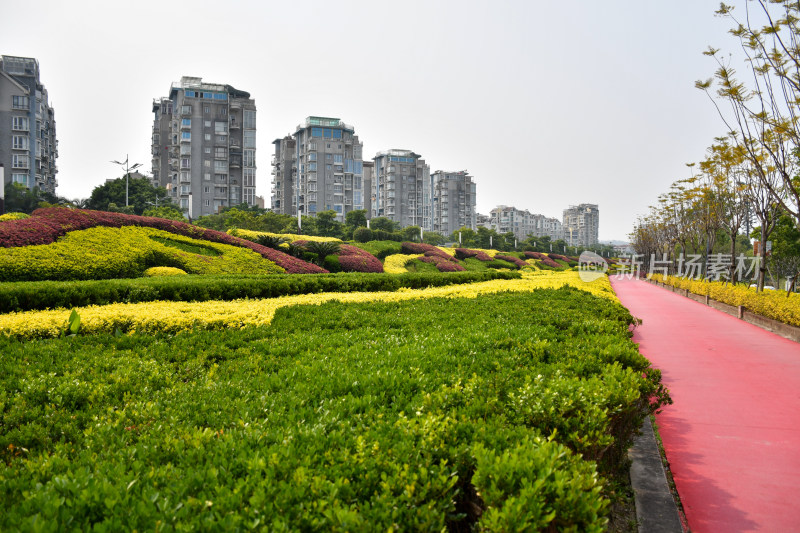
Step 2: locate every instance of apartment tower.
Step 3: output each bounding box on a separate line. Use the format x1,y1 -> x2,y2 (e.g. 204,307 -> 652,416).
431,170 -> 476,235
562,203 -> 599,246
152,76 -> 256,218
271,117 -> 364,222
0,56 -> 57,195
372,149 -> 429,228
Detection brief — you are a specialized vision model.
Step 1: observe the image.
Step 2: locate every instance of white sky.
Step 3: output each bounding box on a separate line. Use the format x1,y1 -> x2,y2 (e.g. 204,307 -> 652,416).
1,0 -> 738,241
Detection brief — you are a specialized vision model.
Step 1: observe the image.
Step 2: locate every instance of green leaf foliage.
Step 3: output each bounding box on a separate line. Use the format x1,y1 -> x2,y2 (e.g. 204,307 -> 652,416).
0,287 -> 668,530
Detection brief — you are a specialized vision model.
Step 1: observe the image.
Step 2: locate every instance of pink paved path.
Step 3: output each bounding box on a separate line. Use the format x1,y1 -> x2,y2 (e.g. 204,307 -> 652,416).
610,277 -> 800,532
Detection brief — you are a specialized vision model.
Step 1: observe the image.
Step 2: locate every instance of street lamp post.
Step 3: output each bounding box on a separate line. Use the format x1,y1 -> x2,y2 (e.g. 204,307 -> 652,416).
111,154 -> 142,207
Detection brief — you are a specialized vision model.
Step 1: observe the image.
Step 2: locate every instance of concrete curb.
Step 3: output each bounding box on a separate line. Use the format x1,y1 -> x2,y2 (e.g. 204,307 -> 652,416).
629,417 -> 684,533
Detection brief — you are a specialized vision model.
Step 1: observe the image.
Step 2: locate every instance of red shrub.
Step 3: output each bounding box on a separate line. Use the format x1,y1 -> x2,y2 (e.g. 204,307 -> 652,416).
455,248 -> 492,261
494,254 -> 527,268
417,254 -> 465,272
337,244 -> 383,273
401,242 -> 451,259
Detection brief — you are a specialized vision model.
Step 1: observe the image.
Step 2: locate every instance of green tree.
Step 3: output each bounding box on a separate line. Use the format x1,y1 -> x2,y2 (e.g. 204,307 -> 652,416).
315,210 -> 343,238
142,204 -> 185,221
86,177 -> 169,215
401,225 -> 422,242
345,210 -> 367,229
422,231 -> 445,246
3,183 -> 60,214
370,217 -> 399,232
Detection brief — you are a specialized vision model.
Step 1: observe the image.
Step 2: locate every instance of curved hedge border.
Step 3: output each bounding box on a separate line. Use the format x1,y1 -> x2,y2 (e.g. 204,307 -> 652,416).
0,270 -> 520,313
0,208 -> 326,274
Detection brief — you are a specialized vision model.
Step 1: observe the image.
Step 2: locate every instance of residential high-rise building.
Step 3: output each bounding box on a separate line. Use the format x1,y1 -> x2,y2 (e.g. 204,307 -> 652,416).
270,135 -> 295,213
562,203 -> 599,246
362,160 -> 374,218
431,170 -> 476,236
0,56 -> 57,195
152,76 -> 256,219
490,205 -> 562,241
372,149 -> 429,228
271,117 -> 364,222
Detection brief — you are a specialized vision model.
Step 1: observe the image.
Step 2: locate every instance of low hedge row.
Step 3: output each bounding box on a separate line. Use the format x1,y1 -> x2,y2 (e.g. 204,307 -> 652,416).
0,270 -> 520,313
0,288 -> 668,530
654,274 -> 800,327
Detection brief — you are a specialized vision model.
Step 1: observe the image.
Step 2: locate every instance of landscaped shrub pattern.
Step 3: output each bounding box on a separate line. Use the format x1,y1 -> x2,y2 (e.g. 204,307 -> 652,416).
0,208 -> 326,274
0,285 -> 667,530
655,274 -> 800,326
401,241 -> 451,258
0,271 -> 518,313
383,254 -> 424,274
525,251 -> 563,269
0,271 -> 616,339
0,226 -> 285,281
144,267 -> 187,277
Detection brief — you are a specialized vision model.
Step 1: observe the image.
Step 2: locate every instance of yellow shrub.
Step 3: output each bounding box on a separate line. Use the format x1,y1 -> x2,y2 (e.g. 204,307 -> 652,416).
144,266 -> 188,277
0,271 -> 616,339
383,254 -> 423,274
0,212 -> 30,221
228,229 -> 342,243
656,275 -> 800,327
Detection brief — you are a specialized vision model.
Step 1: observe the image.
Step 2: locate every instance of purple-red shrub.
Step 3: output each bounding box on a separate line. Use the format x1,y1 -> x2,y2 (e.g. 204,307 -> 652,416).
494,254 -> 527,268
417,254 -> 465,272
455,248 -> 493,261
524,251 -> 548,260
337,244 -> 384,273
548,253 -> 573,263
401,242 -> 451,259
1,208 -> 327,274
423,250 -> 459,263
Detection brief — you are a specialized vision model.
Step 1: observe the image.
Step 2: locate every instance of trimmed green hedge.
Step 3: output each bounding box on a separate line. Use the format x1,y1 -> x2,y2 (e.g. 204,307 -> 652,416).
0,287 -> 668,530
0,270 -> 521,313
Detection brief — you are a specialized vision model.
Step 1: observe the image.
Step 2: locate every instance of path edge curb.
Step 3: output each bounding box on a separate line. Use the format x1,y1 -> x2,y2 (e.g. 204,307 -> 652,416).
629,416 -> 684,533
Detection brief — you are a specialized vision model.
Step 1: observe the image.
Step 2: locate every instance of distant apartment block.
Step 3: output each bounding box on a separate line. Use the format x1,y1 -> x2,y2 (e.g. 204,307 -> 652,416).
271,117 -> 364,222
0,56 -> 57,195
152,76 -> 256,218
362,160 -> 374,217
431,170 -> 476,235
562,203 -> 599,246
490,205 -> 562,242
372,150 -> 429,228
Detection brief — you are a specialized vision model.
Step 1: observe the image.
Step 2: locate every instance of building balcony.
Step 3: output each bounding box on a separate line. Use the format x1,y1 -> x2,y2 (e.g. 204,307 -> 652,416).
229,120 -> 241,130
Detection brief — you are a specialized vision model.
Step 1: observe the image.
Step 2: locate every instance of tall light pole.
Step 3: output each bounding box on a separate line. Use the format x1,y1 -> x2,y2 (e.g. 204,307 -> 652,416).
111,155 -> 142,207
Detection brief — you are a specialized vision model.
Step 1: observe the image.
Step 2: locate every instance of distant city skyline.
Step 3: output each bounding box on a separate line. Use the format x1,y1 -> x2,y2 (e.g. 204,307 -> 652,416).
0,1 -> 738,240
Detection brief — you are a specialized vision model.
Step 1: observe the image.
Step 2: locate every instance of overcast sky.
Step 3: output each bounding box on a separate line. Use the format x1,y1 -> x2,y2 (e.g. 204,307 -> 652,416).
2,1 -> 739,240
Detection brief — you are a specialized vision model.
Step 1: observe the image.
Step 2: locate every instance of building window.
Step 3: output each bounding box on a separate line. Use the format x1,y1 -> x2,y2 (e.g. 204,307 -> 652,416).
180,158 -> 190,169
215,174 -> 227,183
181,131 -> 191,141
180,105 -> 191,115
204,147 -> 211,154
204,172 -> 211,181
181,118 -> 191,127
12,173 -> 28,184
244,109 -> 256,129
243,150 -> 255,167
12,136 -> 28,150
180,144 -> 191,155
204,160 -> 212,168
308,162 -> 317,171
311,127 -> 323,138
205,199 -> 210,206
308,153 -> 316,161
244,130 -> 255,148
204,133 -> 211,141
215,147 -> 227,159
219,108 -> 227,116
215,121 -> 227,134
333,154 -> 343,163
214,160 -> 228,172
216,135 -> 227,143
180,171 -> 191,182
12,154 -> 29,169
243,168 -> 256,187
204,105 -> 210,114
12,95 -> 29,109
12,116 -> 29,131
204,120 -> 211,128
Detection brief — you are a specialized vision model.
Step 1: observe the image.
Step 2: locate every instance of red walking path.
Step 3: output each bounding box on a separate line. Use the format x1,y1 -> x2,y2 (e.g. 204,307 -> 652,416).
610,277 -> 800,532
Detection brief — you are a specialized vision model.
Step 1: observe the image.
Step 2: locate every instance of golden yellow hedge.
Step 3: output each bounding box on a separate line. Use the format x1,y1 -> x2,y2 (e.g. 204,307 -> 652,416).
655,275 -> 800,327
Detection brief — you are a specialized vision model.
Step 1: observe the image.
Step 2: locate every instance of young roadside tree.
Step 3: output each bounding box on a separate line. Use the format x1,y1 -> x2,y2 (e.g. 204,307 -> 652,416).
697,1 -> 800,288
